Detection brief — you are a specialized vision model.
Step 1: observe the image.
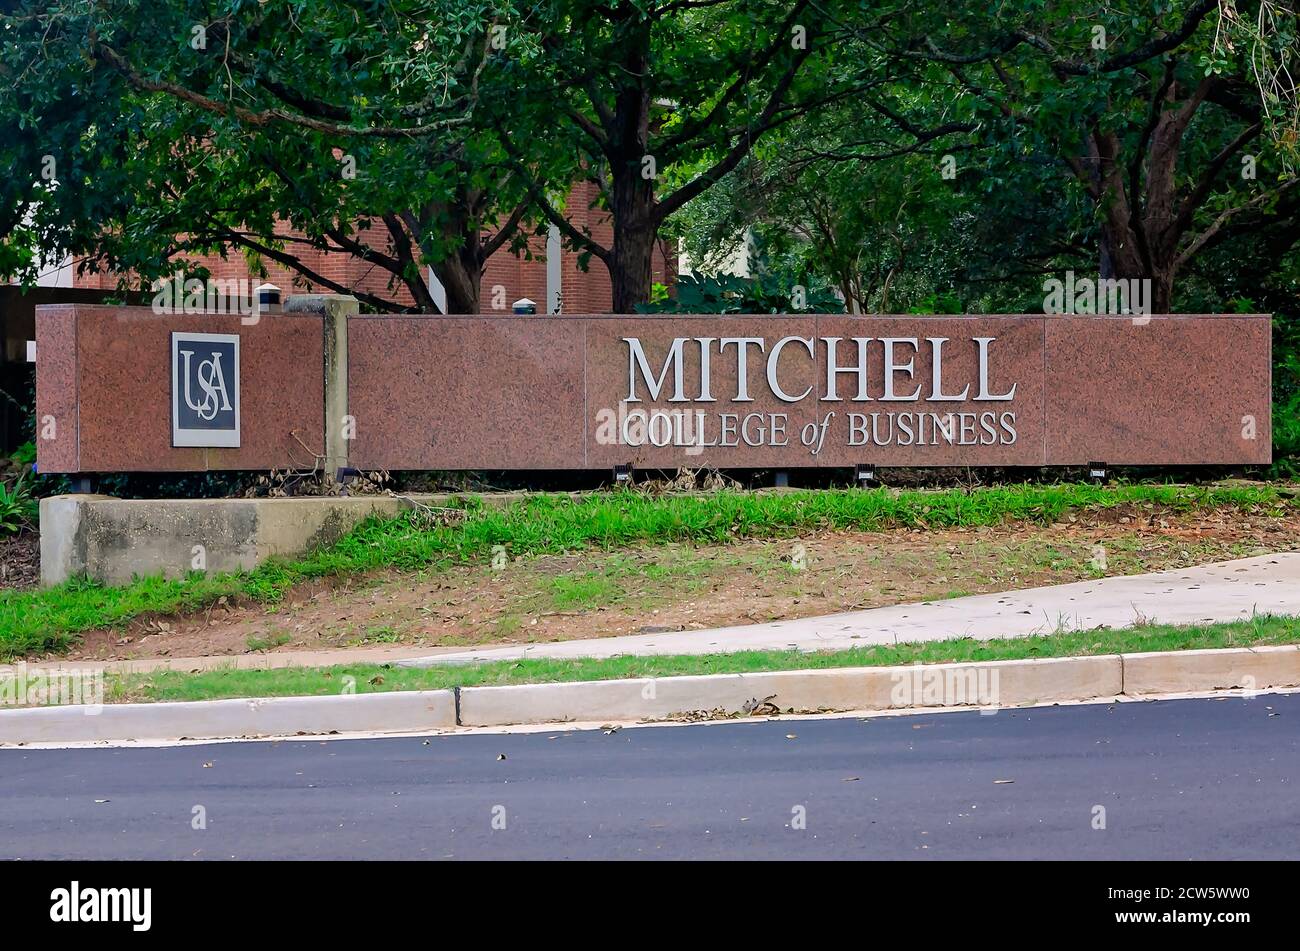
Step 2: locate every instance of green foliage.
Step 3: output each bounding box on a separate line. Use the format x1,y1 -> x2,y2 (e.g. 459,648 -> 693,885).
11,441 -> 36,466
0,0 -> 557,312
4,0 -> 1300,352
1273,391 -> 1300,476
0,471 -> 37,535
6,0 -> 1298,319
908,291 -> 964,315
669,1 -> 1300,320
1271,340 -> 1300,476
637,272 -> 843,314
1,482 -> 1293,656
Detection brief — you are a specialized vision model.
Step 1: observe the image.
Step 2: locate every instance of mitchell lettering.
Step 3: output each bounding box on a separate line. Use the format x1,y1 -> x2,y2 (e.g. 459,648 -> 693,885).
624,335 -> 1017,404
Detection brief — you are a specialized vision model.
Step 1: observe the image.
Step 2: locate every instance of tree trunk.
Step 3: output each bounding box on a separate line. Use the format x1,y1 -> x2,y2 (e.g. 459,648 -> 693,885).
429,205 -> 481,314
1081,77 -> 1218,315
604,23 -> 656,314
609,208 -> 655,313
1099,231 -> 1116,280
842,275 -> 861,313
1150,271 -> 1174,314
435,253 -> 480,314
1098,216 -> 1175,314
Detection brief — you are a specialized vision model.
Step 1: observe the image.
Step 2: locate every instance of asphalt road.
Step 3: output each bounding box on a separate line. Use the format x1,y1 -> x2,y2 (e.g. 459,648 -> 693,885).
1,694 -> 1297,859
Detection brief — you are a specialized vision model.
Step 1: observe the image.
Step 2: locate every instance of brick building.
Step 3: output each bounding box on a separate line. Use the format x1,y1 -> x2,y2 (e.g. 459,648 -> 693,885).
69,183 -> 677,314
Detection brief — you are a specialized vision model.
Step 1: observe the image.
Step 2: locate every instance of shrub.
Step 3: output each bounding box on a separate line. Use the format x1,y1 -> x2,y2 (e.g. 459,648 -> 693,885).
0,471 -> 37,535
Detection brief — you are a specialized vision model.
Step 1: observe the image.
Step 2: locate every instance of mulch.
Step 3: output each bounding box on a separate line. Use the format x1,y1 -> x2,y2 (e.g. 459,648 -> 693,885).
0,531 -> 39,590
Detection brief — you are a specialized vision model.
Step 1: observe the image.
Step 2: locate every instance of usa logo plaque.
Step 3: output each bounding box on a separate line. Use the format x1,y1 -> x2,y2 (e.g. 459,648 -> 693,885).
171,331 -> 241,448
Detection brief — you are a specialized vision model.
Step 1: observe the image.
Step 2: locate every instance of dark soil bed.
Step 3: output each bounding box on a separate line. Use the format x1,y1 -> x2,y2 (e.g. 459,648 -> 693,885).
0,531 -> 39,590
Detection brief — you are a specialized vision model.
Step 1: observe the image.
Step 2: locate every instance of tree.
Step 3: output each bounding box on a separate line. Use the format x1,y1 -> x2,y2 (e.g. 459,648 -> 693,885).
666,69 -> 1100,314
9,0 -> 1297,317
0,0 -> 141,282
2,0 -> 562,312
850,0 -> 1300,312
501,0 -> 884,312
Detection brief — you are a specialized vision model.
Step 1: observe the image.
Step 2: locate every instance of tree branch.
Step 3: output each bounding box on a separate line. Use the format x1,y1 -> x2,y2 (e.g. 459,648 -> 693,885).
92,42 -> 472,139
480,199 -> 530,259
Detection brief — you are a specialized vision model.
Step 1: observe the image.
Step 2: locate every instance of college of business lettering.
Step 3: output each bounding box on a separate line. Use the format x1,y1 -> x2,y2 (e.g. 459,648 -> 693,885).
615,336 -> 1018,454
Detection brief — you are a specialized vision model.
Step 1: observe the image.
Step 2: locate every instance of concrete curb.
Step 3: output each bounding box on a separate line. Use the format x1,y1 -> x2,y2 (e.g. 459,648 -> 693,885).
0,690 -> 457,745
456,655 -> 1122,726
2,645 -> 1299,744
1119,644 -> 1300,694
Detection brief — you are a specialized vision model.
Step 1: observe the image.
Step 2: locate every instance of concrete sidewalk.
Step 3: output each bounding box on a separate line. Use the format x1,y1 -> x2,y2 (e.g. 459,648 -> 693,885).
399,552 -> 1300,668
9,552 -> 1296,678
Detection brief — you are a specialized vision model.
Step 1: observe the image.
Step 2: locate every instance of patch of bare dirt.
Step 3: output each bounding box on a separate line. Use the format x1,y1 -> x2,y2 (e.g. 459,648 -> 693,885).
62,503 -> 1300,663
0,531 -> 39,590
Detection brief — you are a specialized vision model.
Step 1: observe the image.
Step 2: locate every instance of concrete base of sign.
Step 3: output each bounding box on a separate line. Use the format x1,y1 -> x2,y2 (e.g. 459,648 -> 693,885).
38,493 -> 513,587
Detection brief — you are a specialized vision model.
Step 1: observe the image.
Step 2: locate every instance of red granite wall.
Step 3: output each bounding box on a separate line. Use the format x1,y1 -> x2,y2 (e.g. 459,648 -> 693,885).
1043,316 -> 1272,465
36,305 -> 323,472
348,316 -> 585,470
36,307 -> 1271,473
346,314 -> 1270,470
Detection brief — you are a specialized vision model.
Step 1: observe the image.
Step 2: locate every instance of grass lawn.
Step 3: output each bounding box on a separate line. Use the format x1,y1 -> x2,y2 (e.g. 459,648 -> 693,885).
64,613 -> 1300,705
3,482 -> 1295,659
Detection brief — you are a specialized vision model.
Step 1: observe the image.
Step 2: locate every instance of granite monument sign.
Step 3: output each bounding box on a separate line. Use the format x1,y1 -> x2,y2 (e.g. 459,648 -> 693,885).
35,304 -> 1271,473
